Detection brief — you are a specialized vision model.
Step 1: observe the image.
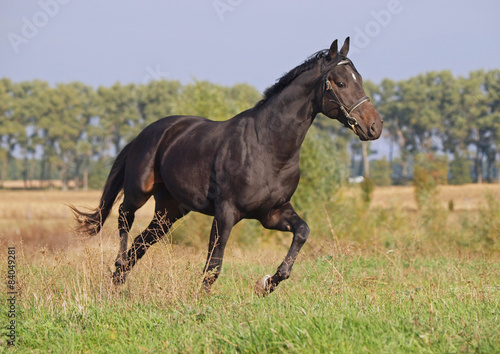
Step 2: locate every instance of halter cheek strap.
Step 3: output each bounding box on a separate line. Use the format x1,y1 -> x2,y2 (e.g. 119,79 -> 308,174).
321,58 -> 371,131
324,79 -> 370,131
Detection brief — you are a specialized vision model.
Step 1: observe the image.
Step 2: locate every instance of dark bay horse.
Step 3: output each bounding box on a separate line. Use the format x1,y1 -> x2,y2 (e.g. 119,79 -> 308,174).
71,38 -> 382,295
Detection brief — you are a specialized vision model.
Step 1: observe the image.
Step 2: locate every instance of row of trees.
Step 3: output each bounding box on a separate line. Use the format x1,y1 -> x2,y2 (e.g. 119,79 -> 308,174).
371,70 -> 500,184
0,78 -> 261,189
0,68 -> 499,190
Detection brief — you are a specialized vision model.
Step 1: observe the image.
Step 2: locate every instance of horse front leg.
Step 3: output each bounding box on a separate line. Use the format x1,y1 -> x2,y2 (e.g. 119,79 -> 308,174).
202,206 -> 239,292
256,202 -> 310,296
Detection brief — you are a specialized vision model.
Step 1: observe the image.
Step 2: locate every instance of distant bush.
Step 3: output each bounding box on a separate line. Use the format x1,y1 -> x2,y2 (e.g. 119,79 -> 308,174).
448,153 -> 473,185
360,177 -> 375,204
413,153 -> 448,208
292,125 -> 349,212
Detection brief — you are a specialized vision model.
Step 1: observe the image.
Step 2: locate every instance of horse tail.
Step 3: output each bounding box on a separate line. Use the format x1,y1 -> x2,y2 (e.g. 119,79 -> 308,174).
70,141 -> 133,236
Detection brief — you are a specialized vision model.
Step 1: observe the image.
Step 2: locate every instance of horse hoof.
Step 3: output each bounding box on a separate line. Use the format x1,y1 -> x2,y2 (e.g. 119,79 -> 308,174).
254,275 -> 271,297
112,270 -> 127,285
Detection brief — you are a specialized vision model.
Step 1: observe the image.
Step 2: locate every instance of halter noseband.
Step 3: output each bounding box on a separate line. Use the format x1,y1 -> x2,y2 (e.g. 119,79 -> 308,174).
323,59 -> 370,131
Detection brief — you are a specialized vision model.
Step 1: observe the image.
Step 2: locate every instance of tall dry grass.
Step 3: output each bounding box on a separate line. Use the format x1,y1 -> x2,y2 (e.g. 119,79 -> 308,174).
1,184 -> 499,253
1,187 -> 499,351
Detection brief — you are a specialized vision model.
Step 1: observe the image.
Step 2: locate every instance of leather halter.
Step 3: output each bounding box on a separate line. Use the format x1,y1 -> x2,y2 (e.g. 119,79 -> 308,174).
323,59 -> 371,131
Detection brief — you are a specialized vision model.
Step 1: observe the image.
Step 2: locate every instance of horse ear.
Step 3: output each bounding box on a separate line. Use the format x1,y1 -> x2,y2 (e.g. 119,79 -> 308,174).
327,39 -> 339,61
340,37 -> 350,56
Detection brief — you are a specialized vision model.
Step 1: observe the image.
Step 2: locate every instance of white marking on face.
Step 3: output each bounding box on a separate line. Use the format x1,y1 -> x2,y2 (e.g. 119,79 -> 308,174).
352,73 -> 357,82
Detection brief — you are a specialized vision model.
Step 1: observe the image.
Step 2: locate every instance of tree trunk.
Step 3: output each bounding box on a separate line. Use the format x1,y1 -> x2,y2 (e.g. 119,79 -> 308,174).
476,150 -> 483,184
59,164 -> 68,191
0,154 -> 7,188
114,130 -> 121,156
28,158 -> 35,189
396,125 -> 408,179
486,150 -> 495,183
47,163 -> 53,189
362,141 -> 370,178
402,160 -> 408,180
39,154 -> 50,188
389,137 -> 394,164
22,154 -> 28,189
74,158 -> 81,190
83,166 -> 89,192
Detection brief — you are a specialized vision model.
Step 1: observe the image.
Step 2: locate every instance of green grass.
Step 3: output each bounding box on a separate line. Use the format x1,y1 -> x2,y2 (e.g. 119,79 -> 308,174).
1,241 -> 499,353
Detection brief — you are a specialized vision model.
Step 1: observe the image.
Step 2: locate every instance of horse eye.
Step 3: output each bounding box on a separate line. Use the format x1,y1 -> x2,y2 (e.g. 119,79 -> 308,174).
336,82 -> 345,88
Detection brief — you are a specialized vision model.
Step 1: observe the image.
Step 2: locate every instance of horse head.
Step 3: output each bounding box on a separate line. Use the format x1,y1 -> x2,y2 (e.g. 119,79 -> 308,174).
320,38 -> 383,141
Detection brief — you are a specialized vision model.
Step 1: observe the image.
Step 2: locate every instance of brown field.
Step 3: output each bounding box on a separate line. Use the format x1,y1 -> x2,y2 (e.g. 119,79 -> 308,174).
0,189 -> 156,251
0,179 -> 76,189
0,183 -> 499,252
371,183 -> 500,211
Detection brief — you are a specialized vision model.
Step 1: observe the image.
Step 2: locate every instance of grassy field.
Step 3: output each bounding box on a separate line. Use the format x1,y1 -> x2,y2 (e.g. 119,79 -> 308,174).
0,185 -> 499,352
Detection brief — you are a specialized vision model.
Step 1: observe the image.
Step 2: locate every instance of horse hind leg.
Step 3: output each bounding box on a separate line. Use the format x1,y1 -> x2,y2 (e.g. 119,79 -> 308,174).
113,189 -> 188,284
115,203 -> 135,269
113,181 -> 155,279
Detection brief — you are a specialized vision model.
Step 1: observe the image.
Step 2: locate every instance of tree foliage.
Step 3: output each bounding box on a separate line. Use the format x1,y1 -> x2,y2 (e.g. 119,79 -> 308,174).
375,69 -> 500,184
1,68 -> 500,191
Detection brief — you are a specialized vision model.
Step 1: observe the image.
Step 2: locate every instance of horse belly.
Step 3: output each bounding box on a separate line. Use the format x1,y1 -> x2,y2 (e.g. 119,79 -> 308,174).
158,124 -> 221,214
236,169 -> 300,217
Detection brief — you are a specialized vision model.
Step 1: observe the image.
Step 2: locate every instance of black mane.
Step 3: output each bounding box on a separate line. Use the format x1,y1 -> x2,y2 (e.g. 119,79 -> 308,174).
255,49 -> 329,107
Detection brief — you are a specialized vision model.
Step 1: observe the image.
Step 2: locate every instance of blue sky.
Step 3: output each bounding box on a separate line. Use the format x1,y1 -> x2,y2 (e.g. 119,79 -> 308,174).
1,0 -> 499,93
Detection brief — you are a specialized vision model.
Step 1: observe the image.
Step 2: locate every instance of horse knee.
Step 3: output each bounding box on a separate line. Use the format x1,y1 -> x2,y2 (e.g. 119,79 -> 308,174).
294,222 -> 310,245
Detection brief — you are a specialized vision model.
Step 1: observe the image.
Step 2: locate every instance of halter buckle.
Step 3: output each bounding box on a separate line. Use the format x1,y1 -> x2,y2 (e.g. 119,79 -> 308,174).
325,80 -> 333,91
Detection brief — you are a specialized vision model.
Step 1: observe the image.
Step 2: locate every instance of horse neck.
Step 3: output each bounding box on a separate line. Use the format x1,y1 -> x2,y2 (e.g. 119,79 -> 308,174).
254,71 -> 321,161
